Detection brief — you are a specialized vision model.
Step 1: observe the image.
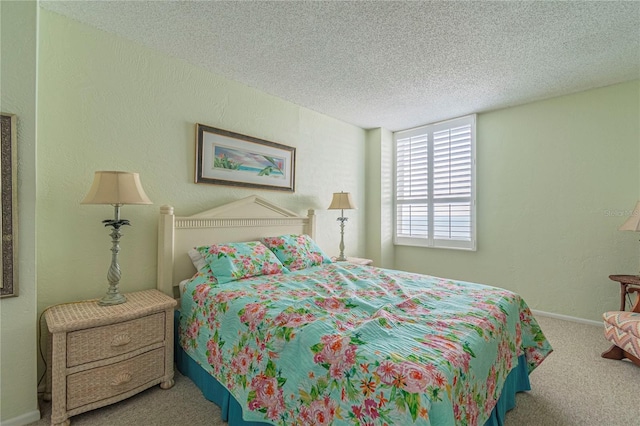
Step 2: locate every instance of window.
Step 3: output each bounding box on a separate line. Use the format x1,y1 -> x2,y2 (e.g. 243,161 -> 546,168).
394,115 -> 476,250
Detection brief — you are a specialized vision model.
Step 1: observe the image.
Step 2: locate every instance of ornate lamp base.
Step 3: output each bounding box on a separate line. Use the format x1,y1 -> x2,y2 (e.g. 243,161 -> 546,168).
98,291 -> 127,306
336,213 -> 348,261
98,205 -> 129,306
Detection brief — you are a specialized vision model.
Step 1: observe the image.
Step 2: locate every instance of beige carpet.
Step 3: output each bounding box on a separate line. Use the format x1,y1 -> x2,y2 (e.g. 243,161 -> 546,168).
505,315 -> 640,426
31,315 -> 640,426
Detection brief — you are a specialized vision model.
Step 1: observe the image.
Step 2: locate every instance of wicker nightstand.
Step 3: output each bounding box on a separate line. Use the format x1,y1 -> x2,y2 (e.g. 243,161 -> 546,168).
44,289 -> 177,426
333,256 -> 374,266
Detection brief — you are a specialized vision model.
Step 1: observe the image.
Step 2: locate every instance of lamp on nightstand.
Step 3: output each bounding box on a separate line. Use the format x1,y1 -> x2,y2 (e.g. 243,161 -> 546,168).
81,171 -> 152,305
328,191 -> 356,261
619,200 -> 640,275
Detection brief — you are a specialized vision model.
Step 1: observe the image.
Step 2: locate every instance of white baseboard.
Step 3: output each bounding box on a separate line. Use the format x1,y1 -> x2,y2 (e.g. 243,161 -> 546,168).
532,309 -> 602,327
0,410 -> 41,426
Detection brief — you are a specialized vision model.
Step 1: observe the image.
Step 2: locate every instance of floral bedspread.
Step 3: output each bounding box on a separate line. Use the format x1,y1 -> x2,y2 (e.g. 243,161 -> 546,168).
180,263 -> 552,426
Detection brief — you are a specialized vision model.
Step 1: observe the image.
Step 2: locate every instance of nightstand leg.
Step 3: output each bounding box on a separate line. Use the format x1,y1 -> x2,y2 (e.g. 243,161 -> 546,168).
160,307 -> 175,390
44,329 -> 52,401
160,379 -> 175,389
50,332 -> 69,426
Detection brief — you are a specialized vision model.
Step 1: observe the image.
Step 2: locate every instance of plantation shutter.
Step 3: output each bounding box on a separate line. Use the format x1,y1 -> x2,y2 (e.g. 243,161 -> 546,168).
395,115 -> 476,250
396,133 -> 429,239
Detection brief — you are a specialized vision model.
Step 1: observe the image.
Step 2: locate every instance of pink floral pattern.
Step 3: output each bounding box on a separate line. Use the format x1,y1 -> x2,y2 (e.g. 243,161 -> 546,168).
180,263 -> 552,425
248,367 -> 286,421
311,334 -> 358,379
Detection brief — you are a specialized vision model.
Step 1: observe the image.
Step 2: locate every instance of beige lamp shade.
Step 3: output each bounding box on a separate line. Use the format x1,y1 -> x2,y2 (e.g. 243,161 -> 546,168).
328,192 -> 356,210
619,201 -> 640,231
81,171 -> 152,205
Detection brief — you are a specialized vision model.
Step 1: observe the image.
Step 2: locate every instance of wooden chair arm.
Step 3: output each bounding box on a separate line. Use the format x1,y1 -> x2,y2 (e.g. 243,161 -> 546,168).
629,287 -> 640,312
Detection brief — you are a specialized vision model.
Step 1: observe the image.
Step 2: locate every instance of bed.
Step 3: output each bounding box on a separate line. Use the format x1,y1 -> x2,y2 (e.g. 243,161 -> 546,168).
157,196 -> 552,426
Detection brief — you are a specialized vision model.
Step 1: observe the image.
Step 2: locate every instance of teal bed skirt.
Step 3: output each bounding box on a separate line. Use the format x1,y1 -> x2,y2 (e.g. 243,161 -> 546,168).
174,311 -> 530,426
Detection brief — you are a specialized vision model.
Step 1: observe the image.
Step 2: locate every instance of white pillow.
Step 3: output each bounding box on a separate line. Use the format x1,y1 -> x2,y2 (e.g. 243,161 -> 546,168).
188,248 -> 208,271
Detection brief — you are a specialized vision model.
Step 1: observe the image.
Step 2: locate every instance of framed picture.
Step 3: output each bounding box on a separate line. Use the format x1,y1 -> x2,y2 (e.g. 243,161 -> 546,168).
196,124 -> 296,192
1,113 -> 17,298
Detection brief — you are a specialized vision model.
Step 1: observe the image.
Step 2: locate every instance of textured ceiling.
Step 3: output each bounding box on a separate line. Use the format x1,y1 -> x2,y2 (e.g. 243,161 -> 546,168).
40,1 -> 640,131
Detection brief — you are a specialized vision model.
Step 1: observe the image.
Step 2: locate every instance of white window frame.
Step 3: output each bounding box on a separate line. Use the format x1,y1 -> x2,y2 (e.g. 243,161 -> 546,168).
394,114 -> 477,251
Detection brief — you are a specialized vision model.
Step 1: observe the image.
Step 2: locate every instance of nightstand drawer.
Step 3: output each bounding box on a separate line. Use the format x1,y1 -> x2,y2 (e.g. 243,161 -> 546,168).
66,348 -> 165,410
67,312 -> 165,367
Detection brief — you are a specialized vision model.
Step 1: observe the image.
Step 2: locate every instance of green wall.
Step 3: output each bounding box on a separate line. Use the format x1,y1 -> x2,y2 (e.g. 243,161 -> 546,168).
364,128 -> 394,268
0,1 -> 40,424
36,9 -> 366,316
395,81 -> 640,322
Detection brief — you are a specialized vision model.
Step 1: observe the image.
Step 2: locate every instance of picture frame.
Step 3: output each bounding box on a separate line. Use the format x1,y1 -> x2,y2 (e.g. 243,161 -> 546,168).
1,113 -> 18,298
196,124 -> 296,192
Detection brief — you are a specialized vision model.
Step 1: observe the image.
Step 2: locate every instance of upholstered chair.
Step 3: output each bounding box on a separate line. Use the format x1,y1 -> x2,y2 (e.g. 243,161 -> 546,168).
602,287 -> 640,367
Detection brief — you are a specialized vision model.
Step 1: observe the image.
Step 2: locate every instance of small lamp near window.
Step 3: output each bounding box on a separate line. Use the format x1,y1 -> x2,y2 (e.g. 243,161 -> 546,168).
81,171 -> 152,305
328,191 -> 356,261
619,201 -> 640,275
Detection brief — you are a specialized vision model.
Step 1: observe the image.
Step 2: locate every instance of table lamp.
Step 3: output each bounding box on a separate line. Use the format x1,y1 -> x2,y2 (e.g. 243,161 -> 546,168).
328,191 -> 356,261
81,171 -> 152,305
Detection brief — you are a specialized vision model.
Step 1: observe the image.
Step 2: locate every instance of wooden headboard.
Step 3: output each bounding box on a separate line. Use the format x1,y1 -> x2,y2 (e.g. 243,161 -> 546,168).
157,195 -> 316,297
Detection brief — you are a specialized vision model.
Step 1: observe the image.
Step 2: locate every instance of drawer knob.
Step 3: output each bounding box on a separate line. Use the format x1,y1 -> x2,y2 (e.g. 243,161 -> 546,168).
111,333 -> 131,347
111,372 -> 132,386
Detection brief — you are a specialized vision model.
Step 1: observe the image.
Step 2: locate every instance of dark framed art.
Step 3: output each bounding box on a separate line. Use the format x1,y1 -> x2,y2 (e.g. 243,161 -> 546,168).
195,124 -> 296,192
1,113 -> 17,298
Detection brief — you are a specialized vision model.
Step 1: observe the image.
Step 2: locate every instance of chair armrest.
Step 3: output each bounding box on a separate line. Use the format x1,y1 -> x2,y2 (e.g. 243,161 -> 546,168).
629,287 -> 640,312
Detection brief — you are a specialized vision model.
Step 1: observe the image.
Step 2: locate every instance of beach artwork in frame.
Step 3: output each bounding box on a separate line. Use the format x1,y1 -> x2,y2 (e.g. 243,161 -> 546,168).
196,124 -> 295,192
